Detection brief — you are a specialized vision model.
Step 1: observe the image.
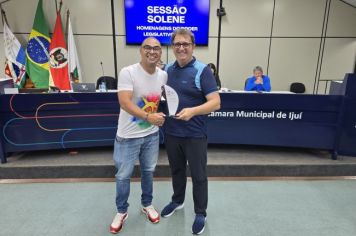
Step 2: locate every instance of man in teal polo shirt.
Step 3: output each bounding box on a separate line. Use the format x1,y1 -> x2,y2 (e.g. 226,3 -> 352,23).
161,29 -> 221,235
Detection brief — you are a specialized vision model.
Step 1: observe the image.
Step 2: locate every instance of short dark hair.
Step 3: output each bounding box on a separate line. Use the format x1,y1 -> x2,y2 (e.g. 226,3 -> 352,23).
171,28 -> 195,45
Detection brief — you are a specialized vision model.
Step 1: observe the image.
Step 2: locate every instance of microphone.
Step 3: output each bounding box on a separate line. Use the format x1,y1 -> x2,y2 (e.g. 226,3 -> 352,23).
100,61 -> 105,76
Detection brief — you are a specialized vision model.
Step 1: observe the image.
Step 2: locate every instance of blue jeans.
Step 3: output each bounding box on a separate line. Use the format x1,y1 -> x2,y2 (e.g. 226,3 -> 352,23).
113,132 -> 159,213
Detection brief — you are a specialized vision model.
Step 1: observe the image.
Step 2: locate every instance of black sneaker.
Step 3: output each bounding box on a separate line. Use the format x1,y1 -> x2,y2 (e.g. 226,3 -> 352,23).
161,202 -> 184,217
192,214 -> 206,235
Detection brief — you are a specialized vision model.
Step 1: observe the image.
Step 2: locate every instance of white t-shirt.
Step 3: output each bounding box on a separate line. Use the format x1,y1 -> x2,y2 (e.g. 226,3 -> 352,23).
116,63 -> 167,138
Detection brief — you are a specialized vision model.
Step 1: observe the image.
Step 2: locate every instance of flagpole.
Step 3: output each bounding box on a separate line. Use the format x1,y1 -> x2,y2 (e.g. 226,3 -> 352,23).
59,0 -> 63,13
0,6 -> 5,25
65,9 -> 69,40
0,5 -> 9,26
0,0 -> 11,5
55,0 -> 58,13
0,0 -> 11,25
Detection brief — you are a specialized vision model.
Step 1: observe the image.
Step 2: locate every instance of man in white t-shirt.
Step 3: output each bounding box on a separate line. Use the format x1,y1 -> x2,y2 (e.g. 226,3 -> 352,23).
110,37 -> 167,234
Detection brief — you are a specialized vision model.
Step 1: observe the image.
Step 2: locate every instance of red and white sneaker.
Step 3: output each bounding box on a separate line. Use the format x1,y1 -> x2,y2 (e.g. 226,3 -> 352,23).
110,212 -> 128,234
142,205 -> 160,224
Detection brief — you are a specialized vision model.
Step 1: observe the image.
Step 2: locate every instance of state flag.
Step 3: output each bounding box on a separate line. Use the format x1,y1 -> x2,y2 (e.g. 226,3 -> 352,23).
49,12 -> 70,90
3,21 -> 26,87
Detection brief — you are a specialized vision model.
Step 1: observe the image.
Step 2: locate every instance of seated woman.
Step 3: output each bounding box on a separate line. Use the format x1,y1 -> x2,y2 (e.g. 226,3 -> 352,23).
244,66 -> 271,92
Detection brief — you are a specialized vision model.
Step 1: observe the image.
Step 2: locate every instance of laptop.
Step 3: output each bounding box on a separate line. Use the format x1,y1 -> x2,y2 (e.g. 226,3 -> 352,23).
72,83 -> 96,93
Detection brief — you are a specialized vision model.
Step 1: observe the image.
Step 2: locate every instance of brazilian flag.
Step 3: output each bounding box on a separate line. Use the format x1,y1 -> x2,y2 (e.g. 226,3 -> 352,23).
26,0 -> 51,88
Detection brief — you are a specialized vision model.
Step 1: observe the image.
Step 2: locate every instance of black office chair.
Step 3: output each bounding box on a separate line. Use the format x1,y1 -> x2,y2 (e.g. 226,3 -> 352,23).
290,82 -> 306,93
244,78 -> 249,90
96,76 -> 117,90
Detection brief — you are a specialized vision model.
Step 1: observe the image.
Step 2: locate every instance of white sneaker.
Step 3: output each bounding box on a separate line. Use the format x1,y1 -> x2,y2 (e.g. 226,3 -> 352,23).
110,212 -> 128,234
142,205 -> 160,223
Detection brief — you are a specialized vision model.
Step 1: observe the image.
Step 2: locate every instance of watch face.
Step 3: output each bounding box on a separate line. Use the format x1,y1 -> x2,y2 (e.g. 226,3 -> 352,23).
27,36 -> 50,65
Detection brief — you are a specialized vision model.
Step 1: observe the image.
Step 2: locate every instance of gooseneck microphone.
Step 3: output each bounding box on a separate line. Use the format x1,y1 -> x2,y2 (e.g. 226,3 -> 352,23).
100,61 -> 105,76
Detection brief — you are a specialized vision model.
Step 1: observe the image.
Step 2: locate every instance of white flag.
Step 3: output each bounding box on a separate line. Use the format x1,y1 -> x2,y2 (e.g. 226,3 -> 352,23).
67,17 -> 82,83
3,21 -> 26,87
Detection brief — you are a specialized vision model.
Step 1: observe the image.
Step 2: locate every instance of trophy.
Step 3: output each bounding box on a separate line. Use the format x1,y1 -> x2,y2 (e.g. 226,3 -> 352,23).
161,85 -> 179,117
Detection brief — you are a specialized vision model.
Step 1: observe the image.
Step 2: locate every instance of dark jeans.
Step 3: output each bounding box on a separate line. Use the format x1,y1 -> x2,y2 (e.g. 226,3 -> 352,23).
165,134 -> 208,217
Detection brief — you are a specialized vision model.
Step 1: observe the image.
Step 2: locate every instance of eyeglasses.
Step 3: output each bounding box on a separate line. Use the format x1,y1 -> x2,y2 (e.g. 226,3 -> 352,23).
173,42 -> 192,49
142,45 -> 161,52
